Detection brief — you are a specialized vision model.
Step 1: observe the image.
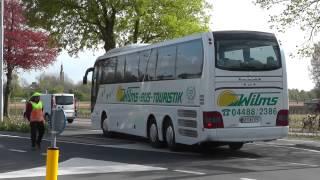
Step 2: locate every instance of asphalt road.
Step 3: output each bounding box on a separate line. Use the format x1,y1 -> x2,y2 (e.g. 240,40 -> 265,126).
1,119 -> 320,180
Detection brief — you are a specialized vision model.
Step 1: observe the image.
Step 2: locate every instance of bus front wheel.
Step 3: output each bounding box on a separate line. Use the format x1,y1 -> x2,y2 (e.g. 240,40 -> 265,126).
101,114 -> 113,137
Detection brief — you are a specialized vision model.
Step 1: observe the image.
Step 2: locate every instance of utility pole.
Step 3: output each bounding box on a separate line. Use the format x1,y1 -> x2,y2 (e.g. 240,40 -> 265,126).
0,0 -> 4,121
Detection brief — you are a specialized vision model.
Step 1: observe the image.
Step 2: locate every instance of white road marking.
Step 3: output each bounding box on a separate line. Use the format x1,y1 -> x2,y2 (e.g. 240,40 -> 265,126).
8,149 -> 26,153
240,178 -> 256,180
265,142 -> 296,146
0,134 -> 27,139
173,169 -> 206,175
254,143 -> 320,153
243,158 -> 257,161
279,138 -> 318,144
287,162 -> 318,167
100,143 -> 199,156
0,133 -> 198,155
2,133 -> 320,155
0,158 -> 167,179
90,130 -> 101,132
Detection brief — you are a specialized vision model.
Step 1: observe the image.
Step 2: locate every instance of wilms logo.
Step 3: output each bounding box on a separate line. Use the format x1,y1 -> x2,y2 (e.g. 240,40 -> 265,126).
116,86 -> 125,101
217,90 -> 279,107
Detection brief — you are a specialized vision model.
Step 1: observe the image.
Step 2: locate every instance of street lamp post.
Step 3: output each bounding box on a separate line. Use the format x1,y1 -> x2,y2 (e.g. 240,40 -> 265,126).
0,0 -> 4,121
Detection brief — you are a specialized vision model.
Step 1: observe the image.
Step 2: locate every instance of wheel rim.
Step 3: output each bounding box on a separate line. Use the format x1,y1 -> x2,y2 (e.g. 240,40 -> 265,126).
166,126 -> 174,146
150,124 -> 158,143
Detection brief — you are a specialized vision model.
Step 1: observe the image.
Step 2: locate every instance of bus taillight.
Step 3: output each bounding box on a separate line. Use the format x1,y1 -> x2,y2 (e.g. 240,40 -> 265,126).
203,111 -> 224,129
276,109 -> 289,126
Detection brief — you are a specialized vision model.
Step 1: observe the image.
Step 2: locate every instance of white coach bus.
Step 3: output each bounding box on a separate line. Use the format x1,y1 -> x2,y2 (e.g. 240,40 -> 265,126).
83,31 -> 289,151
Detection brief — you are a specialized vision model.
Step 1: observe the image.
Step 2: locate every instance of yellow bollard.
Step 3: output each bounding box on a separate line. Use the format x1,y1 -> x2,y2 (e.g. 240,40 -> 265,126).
46,147 -> 59,180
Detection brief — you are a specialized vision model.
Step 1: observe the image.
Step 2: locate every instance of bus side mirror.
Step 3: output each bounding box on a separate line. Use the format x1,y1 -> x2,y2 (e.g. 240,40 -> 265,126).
83,67 -> 94,85
83,76 -> 87,84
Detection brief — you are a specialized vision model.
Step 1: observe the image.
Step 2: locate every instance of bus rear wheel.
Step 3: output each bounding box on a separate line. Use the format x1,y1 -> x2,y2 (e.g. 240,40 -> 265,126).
228,142 -> 244,151
165,121 -> 178,151
148,119 -> 162,148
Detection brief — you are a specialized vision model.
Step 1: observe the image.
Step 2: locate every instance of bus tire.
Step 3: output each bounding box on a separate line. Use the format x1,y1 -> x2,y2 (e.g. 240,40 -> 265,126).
164,120 -> 178,151
148,119 -> 163,148
101,113 -> 113,138
228,142 -> 244,151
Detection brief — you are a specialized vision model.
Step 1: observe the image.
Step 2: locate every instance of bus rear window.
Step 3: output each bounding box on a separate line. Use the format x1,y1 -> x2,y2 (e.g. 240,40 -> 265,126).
215,39 -> 281,71
55,96 -> 73,105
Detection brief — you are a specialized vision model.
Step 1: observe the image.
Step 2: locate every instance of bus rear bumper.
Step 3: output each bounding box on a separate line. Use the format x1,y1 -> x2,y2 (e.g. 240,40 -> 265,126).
206,126 -> 289,142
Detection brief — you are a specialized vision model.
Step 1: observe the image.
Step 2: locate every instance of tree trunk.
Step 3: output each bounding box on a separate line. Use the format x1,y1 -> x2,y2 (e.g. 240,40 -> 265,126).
4,67 -> 13,118
103,32 -> 116,53
132,17 -> 140,43
103,10 -> 117,53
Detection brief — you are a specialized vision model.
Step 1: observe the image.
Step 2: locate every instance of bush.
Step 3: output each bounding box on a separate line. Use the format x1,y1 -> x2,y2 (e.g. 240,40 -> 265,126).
289,114 -> 305,129
0,117 -> 30,133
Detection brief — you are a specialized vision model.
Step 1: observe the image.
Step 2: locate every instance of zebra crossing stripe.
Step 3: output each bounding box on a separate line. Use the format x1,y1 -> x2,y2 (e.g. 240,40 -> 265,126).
0,158 -> 167,179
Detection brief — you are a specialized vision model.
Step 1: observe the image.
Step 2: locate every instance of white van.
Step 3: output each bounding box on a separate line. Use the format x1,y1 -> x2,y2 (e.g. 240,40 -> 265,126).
41,93 -> 77,123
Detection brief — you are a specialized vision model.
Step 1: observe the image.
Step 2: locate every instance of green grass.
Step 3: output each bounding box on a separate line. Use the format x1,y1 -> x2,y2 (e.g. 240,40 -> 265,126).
289,114 -> 306,129
7,107 -> 91,119
76,108 -> 91,118
288,134 -> 320,141
0,117 -> 30,133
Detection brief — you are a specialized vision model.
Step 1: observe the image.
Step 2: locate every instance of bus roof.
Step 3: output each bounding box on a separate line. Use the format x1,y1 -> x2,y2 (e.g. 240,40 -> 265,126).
95,32 -> 205,63
95,30 -> 277,64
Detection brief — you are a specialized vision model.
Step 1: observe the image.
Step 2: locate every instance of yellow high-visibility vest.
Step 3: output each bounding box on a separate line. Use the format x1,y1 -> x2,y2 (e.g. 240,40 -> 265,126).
30,101 -> 44,122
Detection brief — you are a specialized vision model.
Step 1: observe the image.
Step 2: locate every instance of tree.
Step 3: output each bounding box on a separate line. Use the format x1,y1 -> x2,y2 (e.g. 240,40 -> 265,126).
11,73 -> 25,98
288,88 -> 317,101
22,0 -> 209,54
73,81 -> 91,101
310,42 -> 320,88
4,0 -> 58,117
255,0 -> 320,55
119,0 -> 210,45
36,73 -> 74,93
34,73 -> 91,101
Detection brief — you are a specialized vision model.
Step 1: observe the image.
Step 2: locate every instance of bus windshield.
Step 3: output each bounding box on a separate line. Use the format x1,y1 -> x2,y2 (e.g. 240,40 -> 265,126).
215,32 -> 281,71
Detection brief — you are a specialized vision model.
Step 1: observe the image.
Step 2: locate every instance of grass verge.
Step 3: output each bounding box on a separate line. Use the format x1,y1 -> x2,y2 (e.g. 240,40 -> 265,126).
288,134 -> 320,141
0,117 -> 30,133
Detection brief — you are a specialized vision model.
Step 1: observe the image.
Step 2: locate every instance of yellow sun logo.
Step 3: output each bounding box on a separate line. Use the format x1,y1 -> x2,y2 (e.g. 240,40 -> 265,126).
217,90 -> 239,107
116,86 -> 125,101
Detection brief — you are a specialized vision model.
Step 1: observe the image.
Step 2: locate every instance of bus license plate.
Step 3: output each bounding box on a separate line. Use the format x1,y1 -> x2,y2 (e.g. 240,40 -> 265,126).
240,116 -> 261,123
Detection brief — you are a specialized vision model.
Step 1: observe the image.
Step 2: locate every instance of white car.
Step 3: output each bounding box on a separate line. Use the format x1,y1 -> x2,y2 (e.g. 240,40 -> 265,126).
41,93 -> 77,123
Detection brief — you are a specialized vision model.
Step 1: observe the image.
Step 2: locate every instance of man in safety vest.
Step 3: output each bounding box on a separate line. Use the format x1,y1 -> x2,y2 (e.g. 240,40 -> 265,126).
24,92 -> 45,150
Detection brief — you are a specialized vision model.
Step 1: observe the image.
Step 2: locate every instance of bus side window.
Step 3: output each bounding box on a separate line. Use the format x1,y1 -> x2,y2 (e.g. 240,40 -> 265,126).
115,56 -> 125,82
139,50 -> 151,81
101,58 -> 116,84
125,53 -> 139,82
145,49 -> 157,81
176,40 -> 203,79
156,46 -> 176,80
96,62 -> 103,88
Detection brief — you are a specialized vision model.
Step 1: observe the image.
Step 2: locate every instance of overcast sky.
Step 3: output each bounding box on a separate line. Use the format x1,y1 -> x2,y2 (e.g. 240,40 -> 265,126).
20,0 -> 315,90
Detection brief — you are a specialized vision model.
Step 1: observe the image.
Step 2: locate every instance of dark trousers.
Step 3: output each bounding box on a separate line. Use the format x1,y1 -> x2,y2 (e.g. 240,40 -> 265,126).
30,122 -> 45,147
